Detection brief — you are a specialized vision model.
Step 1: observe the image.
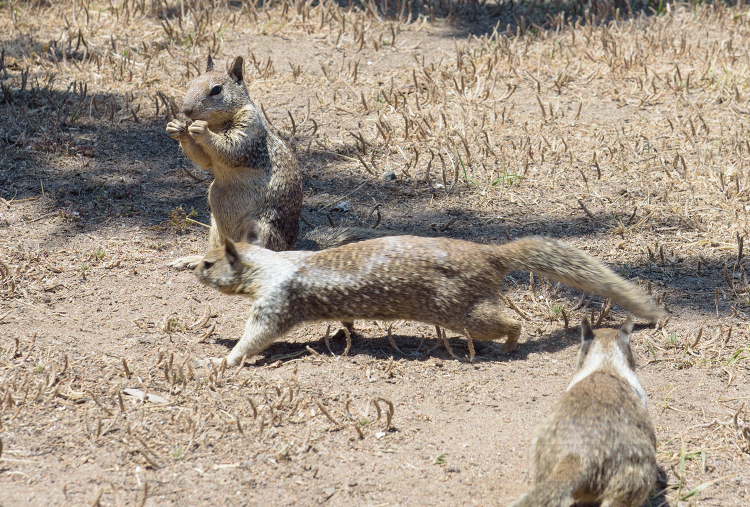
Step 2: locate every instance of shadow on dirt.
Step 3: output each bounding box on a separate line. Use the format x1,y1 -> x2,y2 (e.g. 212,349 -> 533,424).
1,85 -> 744,317
290,0 -> 661,38
219,319 -> 666,367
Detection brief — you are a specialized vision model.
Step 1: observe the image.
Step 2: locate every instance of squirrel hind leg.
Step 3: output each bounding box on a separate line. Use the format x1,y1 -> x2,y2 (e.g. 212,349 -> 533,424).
599,461 -> 656,507
599,500 -> 629,507
458,299 -> 522,353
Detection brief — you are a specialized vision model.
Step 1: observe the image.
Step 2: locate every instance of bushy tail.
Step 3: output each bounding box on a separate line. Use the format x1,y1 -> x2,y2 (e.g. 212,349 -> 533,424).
497,237 -> 663,322
296,226 -> 403,251
509,456 -> 584,507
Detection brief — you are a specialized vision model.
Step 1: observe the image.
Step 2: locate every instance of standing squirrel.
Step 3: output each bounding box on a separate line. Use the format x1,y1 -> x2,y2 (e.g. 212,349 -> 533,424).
193,221 -> 663,366
166,55 -> 302,269
166,55 -> 387,268
511,317 -> 657,507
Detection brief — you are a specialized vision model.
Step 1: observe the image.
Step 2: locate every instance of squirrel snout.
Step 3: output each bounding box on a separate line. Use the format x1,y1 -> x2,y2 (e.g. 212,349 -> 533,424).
181,106 -> 194,118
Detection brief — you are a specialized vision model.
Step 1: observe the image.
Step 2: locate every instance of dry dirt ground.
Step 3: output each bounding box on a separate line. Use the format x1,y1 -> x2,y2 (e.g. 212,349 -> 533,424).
1,0 -> 750,505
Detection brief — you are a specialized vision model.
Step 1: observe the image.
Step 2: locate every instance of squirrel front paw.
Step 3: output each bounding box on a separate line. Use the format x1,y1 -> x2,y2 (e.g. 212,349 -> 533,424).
166,119 -> 191,141
168,255 -> 203,270
188,120 -> 210,140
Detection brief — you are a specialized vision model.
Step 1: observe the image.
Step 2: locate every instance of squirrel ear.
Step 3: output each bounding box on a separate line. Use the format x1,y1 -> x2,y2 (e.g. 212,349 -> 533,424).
225,239 -> 241,265
206,54 -> 214,72
230,56 -> 244,83
241,220 -> 262,246
580,317 -> 595,344
617,316 -> 634,347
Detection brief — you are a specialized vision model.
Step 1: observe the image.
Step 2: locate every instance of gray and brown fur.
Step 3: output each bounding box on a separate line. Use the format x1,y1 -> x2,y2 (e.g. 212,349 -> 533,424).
166,55 -> 303,268
511,318 -> 657,507
167,56 -> 398,266
194,224 -> 663,366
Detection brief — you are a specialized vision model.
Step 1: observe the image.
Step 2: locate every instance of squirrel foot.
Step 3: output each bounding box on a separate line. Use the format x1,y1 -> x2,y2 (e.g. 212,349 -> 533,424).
193,357 -> 225,369
168,255 -> 203,270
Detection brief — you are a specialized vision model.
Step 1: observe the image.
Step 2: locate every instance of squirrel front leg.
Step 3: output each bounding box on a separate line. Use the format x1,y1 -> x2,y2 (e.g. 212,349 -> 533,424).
224,307 -> 292,366
167,119 -> 214,169
188,116 -> 265,170
186,120 -> 228,164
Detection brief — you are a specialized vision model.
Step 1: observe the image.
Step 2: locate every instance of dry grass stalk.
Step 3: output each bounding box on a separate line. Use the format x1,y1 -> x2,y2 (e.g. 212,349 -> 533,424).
500,294 -> 531,322
440,328 -> 461,361
315,399 -> 339,428
195,324 -> 215,344
323,325 -> 333,355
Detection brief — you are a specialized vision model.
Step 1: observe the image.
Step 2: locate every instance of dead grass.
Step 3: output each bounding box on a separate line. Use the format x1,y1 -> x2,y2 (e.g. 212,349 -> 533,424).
2,0 -> 750,505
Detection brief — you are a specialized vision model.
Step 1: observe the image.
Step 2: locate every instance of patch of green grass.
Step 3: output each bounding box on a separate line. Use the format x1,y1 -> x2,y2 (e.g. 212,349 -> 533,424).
172,445 -> 184,461
433,453 -> 446,465
456,151 -> 475,187
491,173 -> 524,188
726,343 -> 749,366
676,444 -> 720,501
646,340 -> 658,363
665,332 -> 679,348
93,247 -> 106,260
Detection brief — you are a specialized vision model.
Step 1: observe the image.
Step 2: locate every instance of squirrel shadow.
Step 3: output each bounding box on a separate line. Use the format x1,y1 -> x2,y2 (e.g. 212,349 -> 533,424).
236,324 -> 580,366
224,318 -> 659,367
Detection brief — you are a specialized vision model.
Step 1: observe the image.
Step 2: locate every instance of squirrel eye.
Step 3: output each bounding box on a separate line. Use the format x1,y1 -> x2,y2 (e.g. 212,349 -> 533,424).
209,85 -> 222,96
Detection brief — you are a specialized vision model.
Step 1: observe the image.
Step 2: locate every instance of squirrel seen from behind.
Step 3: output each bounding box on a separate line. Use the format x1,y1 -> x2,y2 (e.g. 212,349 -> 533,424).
194,221 -> 664,366
510,317 -> 657,507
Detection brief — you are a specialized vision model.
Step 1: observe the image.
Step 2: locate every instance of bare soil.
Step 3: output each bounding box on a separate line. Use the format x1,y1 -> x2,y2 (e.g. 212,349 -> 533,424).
1,1 -> 749,506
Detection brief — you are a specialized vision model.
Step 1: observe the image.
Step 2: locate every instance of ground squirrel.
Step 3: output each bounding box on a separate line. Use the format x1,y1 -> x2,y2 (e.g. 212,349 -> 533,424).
193,222 -> 663,366
166,55 -> 302,269
167,56 -> 395,267
510,317 -> 657,507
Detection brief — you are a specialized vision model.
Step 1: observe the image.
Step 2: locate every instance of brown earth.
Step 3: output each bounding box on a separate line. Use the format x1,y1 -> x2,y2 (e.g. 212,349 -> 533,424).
1,1 -> 749,506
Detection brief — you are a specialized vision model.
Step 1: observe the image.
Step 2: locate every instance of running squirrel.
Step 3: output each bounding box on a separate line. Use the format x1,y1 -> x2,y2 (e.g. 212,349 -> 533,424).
510,317 -> 657,507
166,56 -> 387,268
194,222 -> 663,366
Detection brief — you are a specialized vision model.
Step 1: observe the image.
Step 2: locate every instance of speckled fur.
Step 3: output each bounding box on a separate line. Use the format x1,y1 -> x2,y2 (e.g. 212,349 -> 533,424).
166,56 -> 396,267
166,56 -> 302,268
510,318 -> 657,507
194,229 -> 663,366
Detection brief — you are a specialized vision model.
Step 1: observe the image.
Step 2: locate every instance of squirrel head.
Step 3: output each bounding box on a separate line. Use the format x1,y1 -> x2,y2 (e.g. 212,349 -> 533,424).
194,238 -> 247,294
571,316 -> 647,407
576,316 -> 636,373
194,220 -> 264,295
180,56 -> 251,127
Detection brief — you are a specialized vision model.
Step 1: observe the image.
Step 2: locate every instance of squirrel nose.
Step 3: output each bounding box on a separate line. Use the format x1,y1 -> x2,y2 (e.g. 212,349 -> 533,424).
182,106 -> 194,118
